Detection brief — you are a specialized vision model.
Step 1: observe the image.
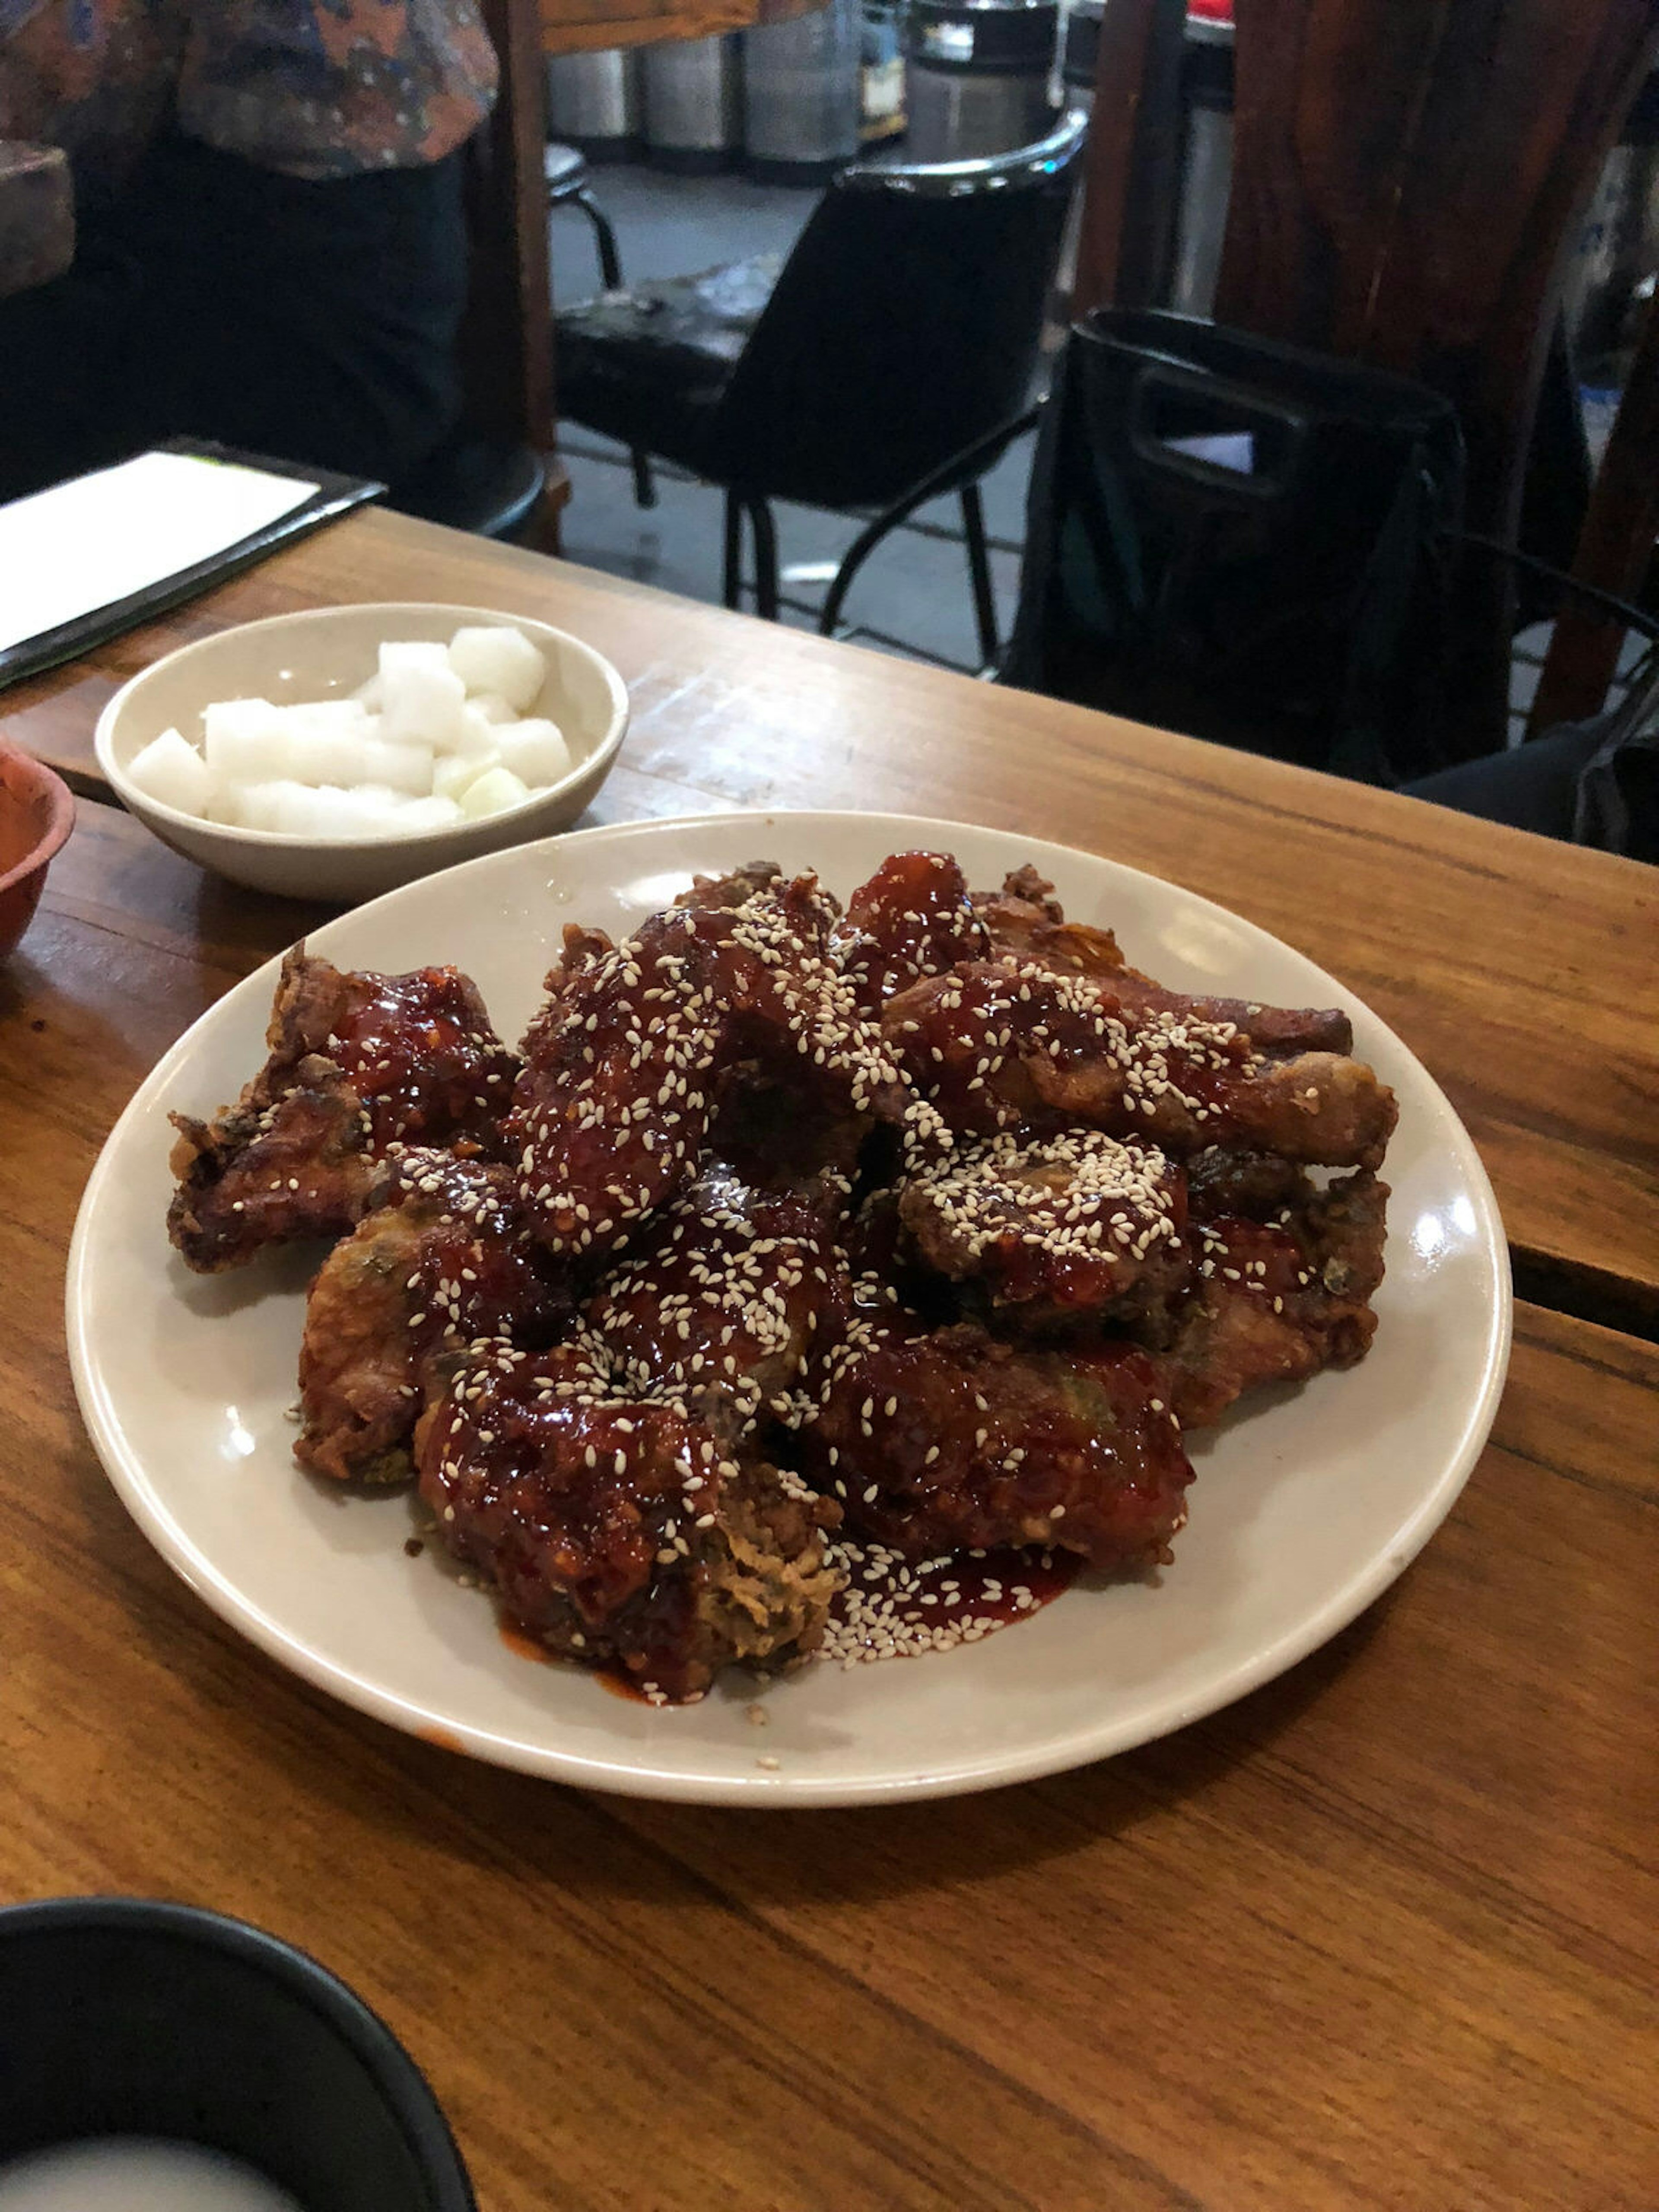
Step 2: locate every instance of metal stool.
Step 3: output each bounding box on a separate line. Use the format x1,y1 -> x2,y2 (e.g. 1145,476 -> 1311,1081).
543,143 -> 656,508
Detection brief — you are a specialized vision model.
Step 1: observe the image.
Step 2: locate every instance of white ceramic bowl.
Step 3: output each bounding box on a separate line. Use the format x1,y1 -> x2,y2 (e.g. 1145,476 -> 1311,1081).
95,601 -> 629,901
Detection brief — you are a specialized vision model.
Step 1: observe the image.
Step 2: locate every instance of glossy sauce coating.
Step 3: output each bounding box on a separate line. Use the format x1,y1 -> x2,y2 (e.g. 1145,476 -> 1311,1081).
588,1162 -> 852,1437
898,1128 -> 1191,1321
800,1313 -> 1194,1567
885,963 -> 1395,1167
323,965 -> 518,1152
417,1340 -> 838,1701
830,849 -> 993,1012
509,880 -> 909,1260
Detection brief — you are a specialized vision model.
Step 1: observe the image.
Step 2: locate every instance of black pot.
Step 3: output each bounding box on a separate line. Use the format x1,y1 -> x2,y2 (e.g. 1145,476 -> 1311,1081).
0,1899 -> 474,2212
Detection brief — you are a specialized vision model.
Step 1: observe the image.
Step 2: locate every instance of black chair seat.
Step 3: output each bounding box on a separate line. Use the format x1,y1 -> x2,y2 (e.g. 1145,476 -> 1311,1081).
386,434 -> 546,539
555,254 -> 783,475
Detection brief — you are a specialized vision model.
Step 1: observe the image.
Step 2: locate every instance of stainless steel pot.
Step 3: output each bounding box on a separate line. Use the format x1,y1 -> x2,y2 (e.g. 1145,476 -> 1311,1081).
903,0 -> 1061,165
642,34 -> 744,173
545,49 -> 642,161
744,0 -> 864,183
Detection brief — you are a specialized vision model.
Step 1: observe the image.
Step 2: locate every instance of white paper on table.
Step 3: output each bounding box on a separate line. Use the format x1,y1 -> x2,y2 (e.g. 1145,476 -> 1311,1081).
0,450 -> 319,654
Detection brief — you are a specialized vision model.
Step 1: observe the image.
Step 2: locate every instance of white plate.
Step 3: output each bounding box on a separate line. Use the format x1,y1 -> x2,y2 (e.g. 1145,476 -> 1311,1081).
67,811 -> 1511,1805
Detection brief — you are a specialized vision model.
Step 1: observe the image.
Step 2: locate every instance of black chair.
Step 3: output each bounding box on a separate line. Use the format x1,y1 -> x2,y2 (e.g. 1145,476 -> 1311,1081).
544,142 -> 657,512
554,114 -> 1089,664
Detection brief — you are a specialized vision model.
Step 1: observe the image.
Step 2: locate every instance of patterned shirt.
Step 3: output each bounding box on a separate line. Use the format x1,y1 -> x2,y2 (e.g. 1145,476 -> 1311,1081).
0,1 -> 498,182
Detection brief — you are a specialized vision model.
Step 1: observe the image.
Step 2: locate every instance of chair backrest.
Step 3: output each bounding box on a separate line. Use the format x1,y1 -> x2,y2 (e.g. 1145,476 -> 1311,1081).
701,114 -> 1088,509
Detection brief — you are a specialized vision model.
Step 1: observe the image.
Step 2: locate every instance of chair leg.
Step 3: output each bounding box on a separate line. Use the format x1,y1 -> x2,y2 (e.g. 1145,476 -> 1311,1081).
960,482 -> 999,670
722,489 -> 744,610
820,410 -> 1036,650
573,188 -> 624,292
572,188 -> 656,509
747,497 -> 780,621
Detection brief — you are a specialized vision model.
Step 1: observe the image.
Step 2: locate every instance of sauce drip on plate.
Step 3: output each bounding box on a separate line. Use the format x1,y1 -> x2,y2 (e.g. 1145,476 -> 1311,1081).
820,1540 -> 1078,1667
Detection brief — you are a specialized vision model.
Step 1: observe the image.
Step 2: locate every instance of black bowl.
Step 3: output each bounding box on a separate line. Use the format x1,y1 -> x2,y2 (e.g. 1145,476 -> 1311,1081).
0,1899 -> 474,2211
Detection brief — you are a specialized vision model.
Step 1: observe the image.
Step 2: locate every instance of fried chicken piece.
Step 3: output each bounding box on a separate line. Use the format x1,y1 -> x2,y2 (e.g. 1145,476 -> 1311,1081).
973,868 -> 1352,1056
508,877 -> 909,1259
168,1072 -> 373,1273
707,1072 -> 869,1190
897,1128 -> 1190,1332
673,858 -> 788,911
971,866 -> 1128,980
797,1314 -> 1192,1567
884,963 -> 1395,1169
1185,1145 -> 1308,1221
586,1161 -> 852,1438
296,1151 -> 572,1486
168,947 -> 520,1271
416,1341 -> 840,1701
829,850 -> 993,1012
1160,1169 -> 1389,1427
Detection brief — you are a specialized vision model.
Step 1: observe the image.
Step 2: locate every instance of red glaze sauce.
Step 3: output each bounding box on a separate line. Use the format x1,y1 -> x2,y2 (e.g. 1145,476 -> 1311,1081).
329,967 -> 517,1151
822,1539 -> 1080,1665
830,850 -> 993,1012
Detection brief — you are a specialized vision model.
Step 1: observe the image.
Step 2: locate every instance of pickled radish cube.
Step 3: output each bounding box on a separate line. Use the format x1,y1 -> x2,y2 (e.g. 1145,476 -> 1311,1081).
434,751 -> 496,802
284,720 -> 417,792
128,726 -> 211,816
283,699 -> 375,745
312,783 -> 410,837
353,673 -> 384,709
378,644 -> 467,748
446,626 -> 545,712
394,795 -> 465,834
378,640 -> 448,675
202,698 -> 287,782
450,702 -> 507,756
227,779 -> 305,831
280,727 -> 359,788
287,696 -> 371,729
467,691 -> 516,725
339,733 -> 434,795
457,764 -> 531,819
495,718 -> 571,788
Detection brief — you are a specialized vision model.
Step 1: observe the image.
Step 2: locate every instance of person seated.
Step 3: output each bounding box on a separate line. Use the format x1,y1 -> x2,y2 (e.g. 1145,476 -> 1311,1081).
0,0 -> 497,502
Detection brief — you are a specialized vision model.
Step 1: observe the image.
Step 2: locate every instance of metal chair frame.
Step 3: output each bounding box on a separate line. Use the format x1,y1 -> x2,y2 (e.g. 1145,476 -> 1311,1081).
545,145 -> 657,510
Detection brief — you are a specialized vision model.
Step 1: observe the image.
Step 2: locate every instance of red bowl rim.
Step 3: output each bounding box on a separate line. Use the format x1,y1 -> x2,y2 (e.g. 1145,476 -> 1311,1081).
0,741 -> 76,896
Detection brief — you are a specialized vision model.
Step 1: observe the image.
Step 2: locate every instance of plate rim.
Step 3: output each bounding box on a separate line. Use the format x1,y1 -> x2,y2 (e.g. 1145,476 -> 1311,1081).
65,807 -> 1514,1805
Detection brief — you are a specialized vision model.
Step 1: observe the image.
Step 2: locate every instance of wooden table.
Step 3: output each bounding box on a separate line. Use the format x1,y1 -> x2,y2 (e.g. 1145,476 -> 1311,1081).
3,509 -> 1656,2211
540,0 -> 826,57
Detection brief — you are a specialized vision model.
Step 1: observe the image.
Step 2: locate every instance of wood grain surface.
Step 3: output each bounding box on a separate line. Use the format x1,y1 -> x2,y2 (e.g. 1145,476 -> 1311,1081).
4,518 -> 1657,2211
5,507 -> 1655,1326
1,847 -> 1655,2206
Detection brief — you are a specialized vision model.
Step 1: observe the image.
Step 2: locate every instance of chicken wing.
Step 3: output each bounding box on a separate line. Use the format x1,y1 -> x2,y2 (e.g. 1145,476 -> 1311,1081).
296,1151 -> 571,1486
1159,1167 -> 1389,1426
973,868 -> 1353,1056
829,849 -> 993,1012
897,1127 -> 1190,1332
416,1341 -> 840,1701
507,876 -> 908,1259
585,1160 -> 852,1439
884,962 -> 1395,1168
168,947 -> 519,1271
797,1312 -> 1192,1567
